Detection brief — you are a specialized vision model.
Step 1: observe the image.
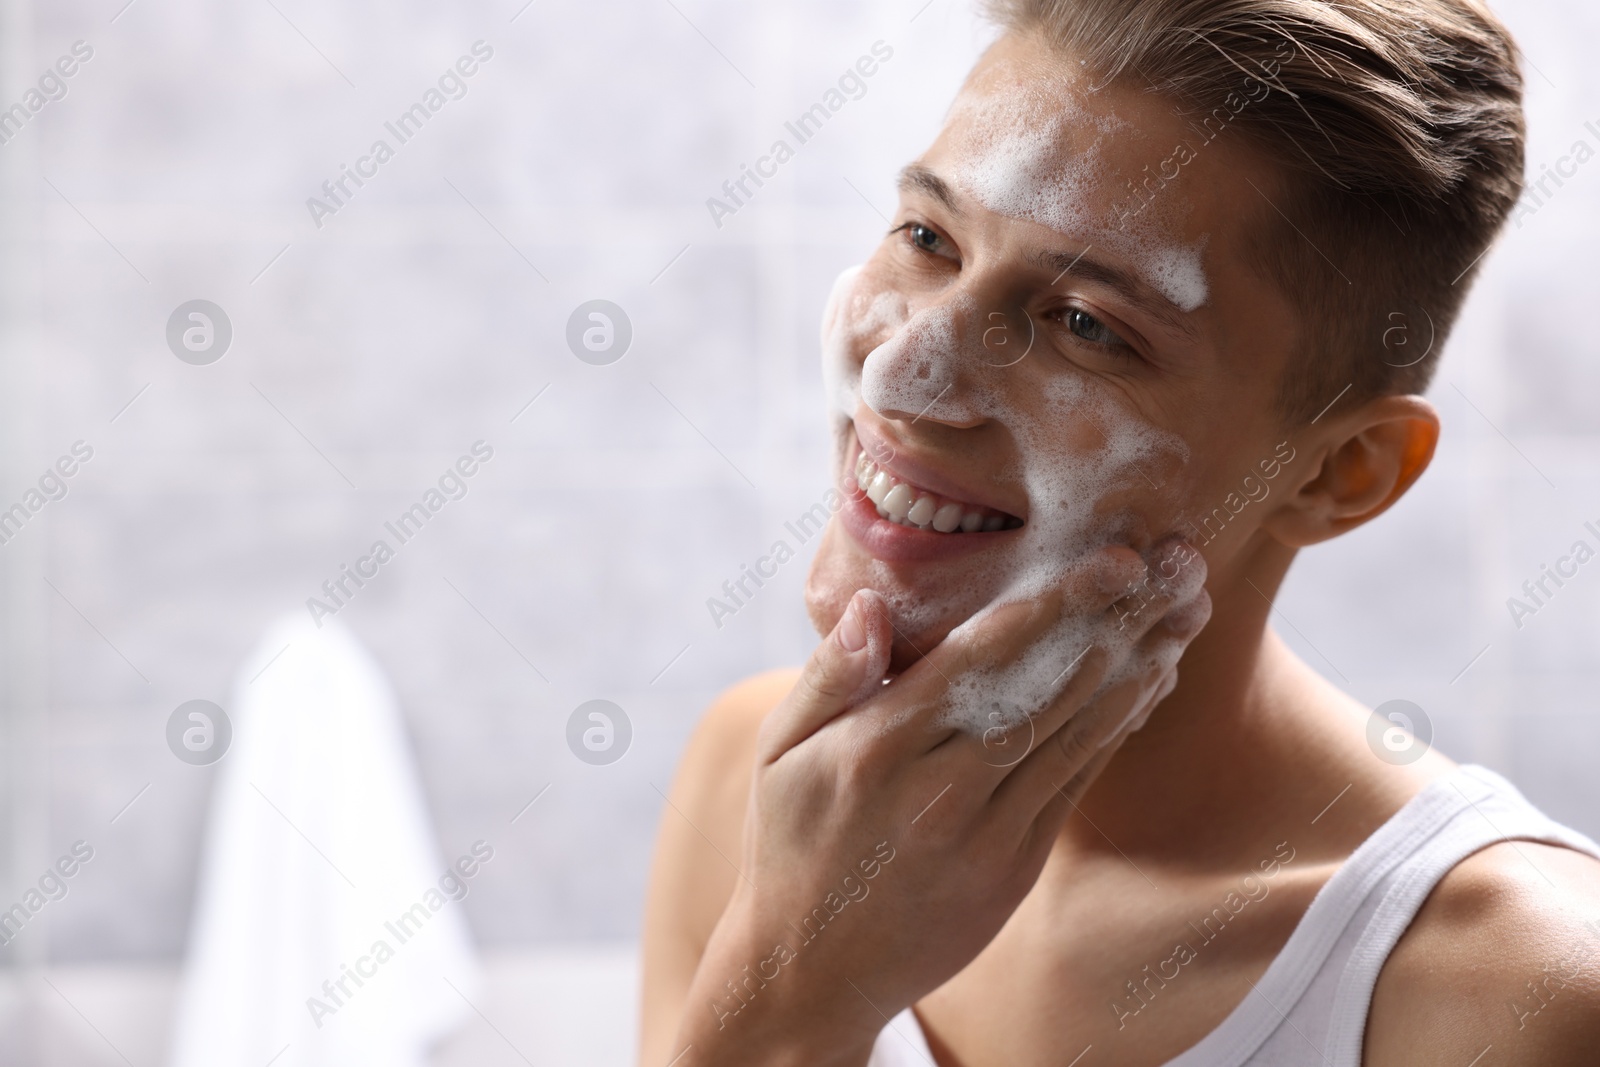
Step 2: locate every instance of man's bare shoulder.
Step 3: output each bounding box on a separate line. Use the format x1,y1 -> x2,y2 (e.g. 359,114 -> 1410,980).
638,669 -> 800,1065
659,667 -> 799,866
1365,839 -> 1600,1065
678,669 -> 798,797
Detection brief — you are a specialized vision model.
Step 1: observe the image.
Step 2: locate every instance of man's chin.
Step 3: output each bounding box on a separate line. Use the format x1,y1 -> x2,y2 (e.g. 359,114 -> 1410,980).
804,549 -> 971,675
802,550 -> 857,644
804,589 -> 957,676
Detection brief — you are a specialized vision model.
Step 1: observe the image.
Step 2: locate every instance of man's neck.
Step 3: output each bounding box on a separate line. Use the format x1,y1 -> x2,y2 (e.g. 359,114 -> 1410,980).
1067,537 -> 1442,871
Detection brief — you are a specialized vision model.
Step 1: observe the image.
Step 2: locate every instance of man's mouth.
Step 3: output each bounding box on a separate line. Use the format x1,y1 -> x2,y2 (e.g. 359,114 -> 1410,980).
853,448 -> 1024,534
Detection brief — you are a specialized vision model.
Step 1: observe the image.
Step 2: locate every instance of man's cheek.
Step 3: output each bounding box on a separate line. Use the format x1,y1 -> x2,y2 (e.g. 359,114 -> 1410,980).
802,532 -> 855,637
820,264 -> 863,339
843,260 -> 912,352
1077,440 -> 1192,530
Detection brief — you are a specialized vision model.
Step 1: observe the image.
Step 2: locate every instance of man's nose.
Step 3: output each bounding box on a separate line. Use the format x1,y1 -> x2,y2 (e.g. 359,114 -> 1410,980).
976,306 -> 1036,369
861,291 -> 1026,428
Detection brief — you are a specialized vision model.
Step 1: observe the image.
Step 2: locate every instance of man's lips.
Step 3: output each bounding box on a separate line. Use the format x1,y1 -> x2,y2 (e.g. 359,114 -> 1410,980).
850,421 -> 1027,524
838,485 -> 1022,563
853,448 -> 1022,533
836,424 -> 1024,563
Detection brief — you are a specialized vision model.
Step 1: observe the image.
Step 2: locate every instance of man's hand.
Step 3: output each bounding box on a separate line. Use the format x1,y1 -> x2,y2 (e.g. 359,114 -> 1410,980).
669,539 -> 1210,1066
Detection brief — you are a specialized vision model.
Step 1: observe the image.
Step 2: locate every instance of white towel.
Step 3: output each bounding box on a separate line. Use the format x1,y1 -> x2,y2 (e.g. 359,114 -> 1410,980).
169,614 -> 479,1067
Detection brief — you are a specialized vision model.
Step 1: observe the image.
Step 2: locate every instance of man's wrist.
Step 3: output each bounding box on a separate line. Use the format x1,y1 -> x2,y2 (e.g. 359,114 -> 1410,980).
667,1019 -> 875,1067
671,903 -> 883,1067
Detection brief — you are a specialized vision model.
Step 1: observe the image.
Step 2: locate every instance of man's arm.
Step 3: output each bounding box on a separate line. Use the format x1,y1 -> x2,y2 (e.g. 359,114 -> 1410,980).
641,569 -> 1205,1067
1365,840 -> 1600,1065
637,669 -> 798,1067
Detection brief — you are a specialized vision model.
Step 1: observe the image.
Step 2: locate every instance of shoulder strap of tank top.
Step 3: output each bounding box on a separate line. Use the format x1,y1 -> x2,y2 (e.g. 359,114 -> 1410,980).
1319,765 -> 1600,1066
867,1006 -> 936,1067
1164,764 -> 1599,1067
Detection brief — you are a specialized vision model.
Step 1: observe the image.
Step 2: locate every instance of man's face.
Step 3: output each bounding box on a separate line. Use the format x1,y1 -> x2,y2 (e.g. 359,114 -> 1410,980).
806,31 -> 1302,671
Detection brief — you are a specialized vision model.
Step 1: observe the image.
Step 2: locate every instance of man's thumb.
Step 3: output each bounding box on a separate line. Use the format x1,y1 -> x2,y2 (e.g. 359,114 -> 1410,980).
764,589 -> 892,753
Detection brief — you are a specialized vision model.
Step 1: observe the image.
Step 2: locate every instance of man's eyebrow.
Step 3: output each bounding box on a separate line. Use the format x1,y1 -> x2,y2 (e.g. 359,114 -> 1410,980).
1034,248 -> 1200,341
896,163 -> 962,215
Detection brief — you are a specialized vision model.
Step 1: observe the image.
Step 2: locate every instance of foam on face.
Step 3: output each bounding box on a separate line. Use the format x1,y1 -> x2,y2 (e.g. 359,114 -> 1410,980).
822,264 -> 907,422
810,47 -> 1221,746
944,71 -> 1209,312
820,264 -> 1210,739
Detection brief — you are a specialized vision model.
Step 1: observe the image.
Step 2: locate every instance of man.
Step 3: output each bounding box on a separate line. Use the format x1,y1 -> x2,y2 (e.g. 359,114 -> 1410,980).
641,1 -> 1600,1064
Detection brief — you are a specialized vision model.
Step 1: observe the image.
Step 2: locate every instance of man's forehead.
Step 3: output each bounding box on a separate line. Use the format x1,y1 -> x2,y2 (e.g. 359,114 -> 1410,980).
951,38 -> 1119,129
909,39 -> 1221,314
942,49 -> 1151,167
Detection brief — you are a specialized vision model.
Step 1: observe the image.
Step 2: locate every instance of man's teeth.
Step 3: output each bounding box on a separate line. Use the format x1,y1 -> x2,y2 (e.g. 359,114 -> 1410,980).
854,453 -> 1021,533
934,502 -> 964,532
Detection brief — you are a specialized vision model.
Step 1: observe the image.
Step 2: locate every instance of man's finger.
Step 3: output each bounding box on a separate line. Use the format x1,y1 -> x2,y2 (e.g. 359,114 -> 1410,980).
882,550 -> 1133,736
964,538 -> 1205,769
989,668 -> 1151,832
1108,538 -> 1208,644
759,588 -> 893,758
1015,724 -> 1131,870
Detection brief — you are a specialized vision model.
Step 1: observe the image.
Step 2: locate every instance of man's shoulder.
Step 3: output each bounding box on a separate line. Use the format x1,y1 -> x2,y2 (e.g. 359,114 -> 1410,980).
664,668 -> 799,838
1365,838 -> 1600,1065
690,667 -> 799,765
639,670 -> 801,1062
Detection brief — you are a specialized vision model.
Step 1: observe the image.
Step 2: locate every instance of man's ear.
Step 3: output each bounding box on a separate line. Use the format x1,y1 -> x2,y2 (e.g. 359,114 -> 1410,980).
1263,395 -> 1439,548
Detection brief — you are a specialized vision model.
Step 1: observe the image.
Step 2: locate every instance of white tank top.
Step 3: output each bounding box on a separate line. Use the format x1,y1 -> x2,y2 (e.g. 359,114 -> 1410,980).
867,765 -> 1600,1067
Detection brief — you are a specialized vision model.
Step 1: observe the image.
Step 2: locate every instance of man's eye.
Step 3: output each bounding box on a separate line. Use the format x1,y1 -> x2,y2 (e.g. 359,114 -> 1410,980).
1064,307 -> 1126,347
908,223 -> 941,252
894,222 -> 950,257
